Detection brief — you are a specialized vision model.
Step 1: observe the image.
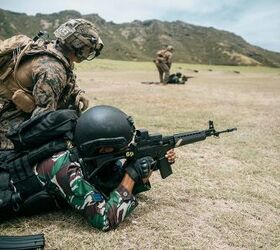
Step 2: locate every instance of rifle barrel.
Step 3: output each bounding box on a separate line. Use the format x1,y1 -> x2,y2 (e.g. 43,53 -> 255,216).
215,127 -> 237,136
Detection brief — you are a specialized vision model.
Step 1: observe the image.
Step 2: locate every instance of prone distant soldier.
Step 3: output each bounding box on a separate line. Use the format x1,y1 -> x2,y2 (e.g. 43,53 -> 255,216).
153,45 -> 174,84
168,72 -> 193,84
0,19 -> 103,149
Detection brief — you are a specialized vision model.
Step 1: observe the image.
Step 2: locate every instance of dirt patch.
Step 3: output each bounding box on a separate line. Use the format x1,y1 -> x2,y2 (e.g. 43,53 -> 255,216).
1,64 -> 279,249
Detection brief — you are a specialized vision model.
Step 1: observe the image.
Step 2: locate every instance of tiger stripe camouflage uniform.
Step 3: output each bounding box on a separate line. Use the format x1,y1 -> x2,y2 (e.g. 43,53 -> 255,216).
0,53 -> 79,149
36,150 -> 138,231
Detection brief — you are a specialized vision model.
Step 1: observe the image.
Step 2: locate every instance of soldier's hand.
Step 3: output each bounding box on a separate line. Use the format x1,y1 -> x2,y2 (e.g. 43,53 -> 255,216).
165,149 -> 176,164
126,156 -> 155,183
75,92 -> 89,112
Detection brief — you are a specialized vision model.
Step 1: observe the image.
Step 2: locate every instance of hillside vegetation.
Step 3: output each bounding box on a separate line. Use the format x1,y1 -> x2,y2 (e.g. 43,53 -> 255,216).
1,9 -> 280,67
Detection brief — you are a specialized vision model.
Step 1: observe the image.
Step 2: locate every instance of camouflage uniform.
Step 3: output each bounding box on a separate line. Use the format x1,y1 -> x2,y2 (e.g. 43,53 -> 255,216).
154,47 -> 173,83
0,18 -> 103,150
0,49 -> 79,149
36,150 -> 147,231
168,73 -> 187,84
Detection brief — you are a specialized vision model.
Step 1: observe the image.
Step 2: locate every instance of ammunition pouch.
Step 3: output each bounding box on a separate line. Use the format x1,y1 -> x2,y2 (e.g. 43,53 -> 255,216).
11,89 -> 35,113
0,171 -> 13,208
0,169 -> 22,220
0,140 -> 71,220
0,154 -> 57,219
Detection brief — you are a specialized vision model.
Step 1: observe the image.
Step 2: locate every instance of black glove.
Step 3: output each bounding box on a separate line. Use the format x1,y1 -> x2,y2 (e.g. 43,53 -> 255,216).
125,156 -> 154,183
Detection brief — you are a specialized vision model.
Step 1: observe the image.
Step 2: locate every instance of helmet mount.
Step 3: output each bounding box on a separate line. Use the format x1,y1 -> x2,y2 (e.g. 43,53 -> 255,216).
54,18 -> 103,60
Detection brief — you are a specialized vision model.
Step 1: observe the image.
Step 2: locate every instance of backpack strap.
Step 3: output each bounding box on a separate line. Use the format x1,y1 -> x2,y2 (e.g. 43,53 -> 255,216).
0,67 -> 13,84
7,39 -> 74,95
0,139 -> 72,217
23,41 -> 74,78
12,41 -> 34,94
6,139 -> 70,199
0,36 -> 33,92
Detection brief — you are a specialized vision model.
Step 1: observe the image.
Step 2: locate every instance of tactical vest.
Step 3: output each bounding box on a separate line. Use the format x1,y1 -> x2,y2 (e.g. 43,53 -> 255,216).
0,109 -> 78,219
156,49 -> 168,60
0,141 -> 69,220
0,35 -> 76,113
156,49 -> 172,64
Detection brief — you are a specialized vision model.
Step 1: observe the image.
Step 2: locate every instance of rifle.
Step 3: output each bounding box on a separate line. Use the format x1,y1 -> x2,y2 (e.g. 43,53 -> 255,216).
86,121 -> 237,180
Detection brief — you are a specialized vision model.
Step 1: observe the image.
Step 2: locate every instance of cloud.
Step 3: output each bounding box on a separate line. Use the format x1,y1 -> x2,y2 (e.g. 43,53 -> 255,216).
216,1 -> 280,51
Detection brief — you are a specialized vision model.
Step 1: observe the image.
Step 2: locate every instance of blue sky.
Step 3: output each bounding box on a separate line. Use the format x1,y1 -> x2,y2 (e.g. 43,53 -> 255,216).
1,0 -> 279,52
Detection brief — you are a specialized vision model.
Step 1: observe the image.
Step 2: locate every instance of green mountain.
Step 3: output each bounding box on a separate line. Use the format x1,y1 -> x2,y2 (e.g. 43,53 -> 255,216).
1,9 -> 280,67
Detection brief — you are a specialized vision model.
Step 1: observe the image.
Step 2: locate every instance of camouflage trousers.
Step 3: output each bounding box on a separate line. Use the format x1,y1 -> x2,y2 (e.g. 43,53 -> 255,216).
155,61 -> 170,83
0,103 -> 29,149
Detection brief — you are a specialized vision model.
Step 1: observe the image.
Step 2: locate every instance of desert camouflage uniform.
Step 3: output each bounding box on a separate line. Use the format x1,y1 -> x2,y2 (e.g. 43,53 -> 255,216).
0,51 -> 79,149
36,151 -> 140,231
154,49 -> 173,83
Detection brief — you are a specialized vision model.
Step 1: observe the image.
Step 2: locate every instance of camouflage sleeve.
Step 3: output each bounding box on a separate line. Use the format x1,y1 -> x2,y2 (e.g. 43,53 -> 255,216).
71,83 -> 84,96
38,151 -> 138,231
166,52 -> 173,65
31,55 -> 68,116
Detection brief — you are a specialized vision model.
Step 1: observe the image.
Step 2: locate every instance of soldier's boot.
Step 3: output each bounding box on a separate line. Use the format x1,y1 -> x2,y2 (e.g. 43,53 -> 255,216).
159,73 -> 164,83
163,74 -> 169,85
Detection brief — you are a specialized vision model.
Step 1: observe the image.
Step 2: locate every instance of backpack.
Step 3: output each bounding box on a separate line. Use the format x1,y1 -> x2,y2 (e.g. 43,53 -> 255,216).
0,35 -> 33,85
6,109 -> 79,151
0,33 -> 73,93
0,35 -> 32,68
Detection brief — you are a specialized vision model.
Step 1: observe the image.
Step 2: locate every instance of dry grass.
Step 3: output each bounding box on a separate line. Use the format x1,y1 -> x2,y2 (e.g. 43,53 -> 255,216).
1,60 -> 279,249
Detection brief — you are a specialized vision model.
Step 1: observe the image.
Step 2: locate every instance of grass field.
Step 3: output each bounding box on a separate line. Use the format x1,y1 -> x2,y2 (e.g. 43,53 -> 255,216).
1,60 -> 279,249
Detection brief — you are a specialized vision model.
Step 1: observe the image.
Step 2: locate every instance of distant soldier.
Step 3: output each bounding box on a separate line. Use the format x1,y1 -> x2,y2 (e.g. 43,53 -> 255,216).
168,72 -> 191,84
0,18 -> 103,149
154,45 -> 174,84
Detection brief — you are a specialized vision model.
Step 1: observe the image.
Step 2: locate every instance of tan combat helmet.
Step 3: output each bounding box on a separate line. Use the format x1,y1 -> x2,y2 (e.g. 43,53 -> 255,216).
167,45 -> 174,52
54,18 -> 104,60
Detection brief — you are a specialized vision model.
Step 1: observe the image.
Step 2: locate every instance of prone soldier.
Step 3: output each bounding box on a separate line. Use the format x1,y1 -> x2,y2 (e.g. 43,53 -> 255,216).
167,72 -> 193,84
0,105 -> 176,231
0,105 -> 235,232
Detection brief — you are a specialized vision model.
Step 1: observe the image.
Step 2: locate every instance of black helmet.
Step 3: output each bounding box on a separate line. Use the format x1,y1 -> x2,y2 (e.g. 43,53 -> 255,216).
74,105 -> 135,159
175,72 -> 182,77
